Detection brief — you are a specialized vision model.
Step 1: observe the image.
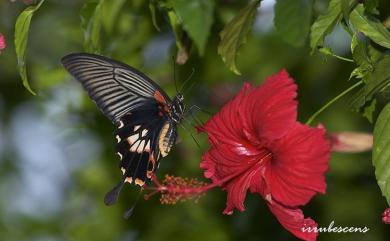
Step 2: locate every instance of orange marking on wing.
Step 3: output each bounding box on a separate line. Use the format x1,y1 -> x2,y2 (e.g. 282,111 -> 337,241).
154,90 -> 169,112
135,178 -> 145,186
154,90 -> 166,104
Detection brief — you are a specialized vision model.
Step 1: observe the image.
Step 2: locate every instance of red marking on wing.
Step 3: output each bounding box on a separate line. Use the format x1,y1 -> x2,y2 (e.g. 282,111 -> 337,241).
147,152 -> 157,178
154,90 -> 169,112
154,90 -> 166,104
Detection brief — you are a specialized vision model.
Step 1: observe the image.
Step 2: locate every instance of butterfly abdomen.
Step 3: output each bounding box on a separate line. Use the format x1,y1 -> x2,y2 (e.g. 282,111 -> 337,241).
158,122 -> 177,157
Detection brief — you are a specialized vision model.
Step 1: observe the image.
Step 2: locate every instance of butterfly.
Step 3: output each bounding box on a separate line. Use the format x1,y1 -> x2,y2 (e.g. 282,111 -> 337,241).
61,53 -> 185,206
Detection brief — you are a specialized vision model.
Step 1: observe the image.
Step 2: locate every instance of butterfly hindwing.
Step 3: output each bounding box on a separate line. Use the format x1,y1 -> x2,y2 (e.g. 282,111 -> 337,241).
114,103 -> 167,185
104,100 -> 172,205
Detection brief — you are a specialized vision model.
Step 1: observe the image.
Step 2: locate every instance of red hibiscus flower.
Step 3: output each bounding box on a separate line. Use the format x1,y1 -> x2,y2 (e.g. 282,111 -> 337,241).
0,33 -> 6,52
198,70 -> 330,241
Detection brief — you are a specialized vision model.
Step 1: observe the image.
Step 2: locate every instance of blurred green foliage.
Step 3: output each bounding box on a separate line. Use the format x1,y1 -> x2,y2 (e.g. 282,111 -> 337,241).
1,0 -> 390,241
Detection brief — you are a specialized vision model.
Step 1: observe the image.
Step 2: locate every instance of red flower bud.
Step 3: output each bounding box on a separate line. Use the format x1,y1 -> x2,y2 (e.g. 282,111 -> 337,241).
382,208 -> 390,224
330,131 -> 373,153
0,33 -> 6,53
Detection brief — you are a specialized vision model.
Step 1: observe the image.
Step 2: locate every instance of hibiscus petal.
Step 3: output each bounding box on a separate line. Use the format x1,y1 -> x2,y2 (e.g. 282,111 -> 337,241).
201,147 -> 250,214
201,143 -> 262,182
223,166 -> 262,214
267,199 -> 318,241
200,83 -> 250,145
201,144 -> 270,214
267,124 -> 330,206
240,69 -> 297,142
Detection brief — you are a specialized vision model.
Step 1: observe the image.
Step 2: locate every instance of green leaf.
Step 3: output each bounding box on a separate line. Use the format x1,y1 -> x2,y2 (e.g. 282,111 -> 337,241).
101,0 -> 126,34
351,33 -> 371,66
80,0 -> 104,53
350,56 -> 390,111
368,43 -> 383,63
149,1 -> 161,32
363,98 -> 376,123
373,102 -> 390,205
167,10 -> 183,49
167,10 -> 190,64
14,0 -> 45,95
350,33 -> 373,80
350,40 -> 383,80
169,0 -> 214,55
218,0 -> 260,75
310,0 -> 343,54
349,66 -> 369,80
340,0 -> 352,22
274,0 -> 313,46
364,0 -> 379,15
350,5 -> 390,50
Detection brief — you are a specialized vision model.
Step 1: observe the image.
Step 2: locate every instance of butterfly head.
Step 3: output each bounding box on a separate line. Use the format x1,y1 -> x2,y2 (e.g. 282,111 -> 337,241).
170,93 -> 185,123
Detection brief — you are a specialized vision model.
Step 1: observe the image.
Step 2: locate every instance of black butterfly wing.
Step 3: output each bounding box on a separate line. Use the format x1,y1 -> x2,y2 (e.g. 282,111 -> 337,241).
114,106 -> 168,186
103,104 -> 177,206
61,53 -> 177,205
61,53 -> 172,123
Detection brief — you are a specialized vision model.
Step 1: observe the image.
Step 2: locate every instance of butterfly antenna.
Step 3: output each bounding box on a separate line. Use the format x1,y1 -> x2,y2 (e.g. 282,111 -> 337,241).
179,68 -> 195,93
186,105 -> 213,116
123,187 -> 144,219
183,105 -> 209,129
188,111 -> 204,128
182,81 -> 197,97
179,122 -> 201,149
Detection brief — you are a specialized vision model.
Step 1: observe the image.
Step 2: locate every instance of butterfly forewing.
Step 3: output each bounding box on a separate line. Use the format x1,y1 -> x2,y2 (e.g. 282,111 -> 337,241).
61,53 -> 171,123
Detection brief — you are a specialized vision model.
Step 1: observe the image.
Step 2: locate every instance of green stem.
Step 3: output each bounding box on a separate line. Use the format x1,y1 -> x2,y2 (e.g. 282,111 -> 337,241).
319,48 -> 354,62
332,55 -> 354,63
305,80 -> 363,125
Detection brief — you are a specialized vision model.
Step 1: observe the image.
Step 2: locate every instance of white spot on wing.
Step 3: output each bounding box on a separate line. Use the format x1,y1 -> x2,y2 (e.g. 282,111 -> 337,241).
137,140 -> 146,153
130,141 -> 140,152
121,167 -> 126,174
116,152 -> 123,160
116,135 -> 121,143
125,177 -> 133,183
118,121 -> 124,128
145,140 -> 151,152
127,134 -> 139,145
141,129 -> 148,137
134,125 -> 141,131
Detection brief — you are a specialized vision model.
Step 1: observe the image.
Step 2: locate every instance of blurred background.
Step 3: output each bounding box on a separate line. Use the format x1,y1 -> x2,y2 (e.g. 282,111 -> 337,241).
0,0 -> 389,240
